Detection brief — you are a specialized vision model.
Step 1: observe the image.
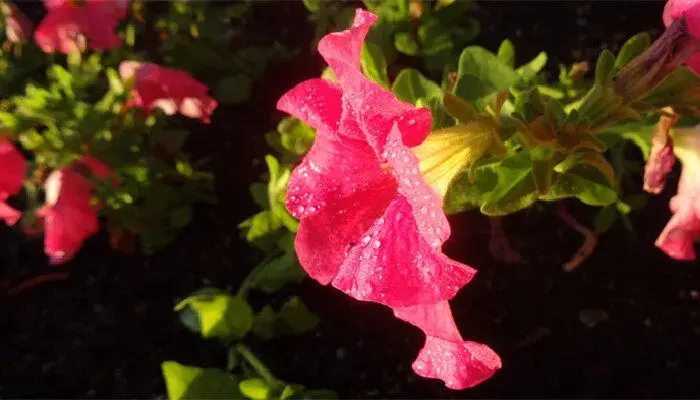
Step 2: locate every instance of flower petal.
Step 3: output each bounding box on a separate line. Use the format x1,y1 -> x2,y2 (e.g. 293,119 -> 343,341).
332,194 -> 475,306
277,78 -> 343,133
0,201 -> 21,226
0,139 -> 26,199
394,301 -> 502,390
317,9 -> 376,79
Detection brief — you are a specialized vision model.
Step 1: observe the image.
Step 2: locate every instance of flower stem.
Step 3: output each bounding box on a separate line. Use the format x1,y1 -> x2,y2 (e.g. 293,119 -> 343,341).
556,202 -> 598,272
234,343 -> 278,388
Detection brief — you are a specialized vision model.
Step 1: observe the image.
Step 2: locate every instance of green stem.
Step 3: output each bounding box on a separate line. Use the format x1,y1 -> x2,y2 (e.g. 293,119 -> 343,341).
234,343 -> 278,388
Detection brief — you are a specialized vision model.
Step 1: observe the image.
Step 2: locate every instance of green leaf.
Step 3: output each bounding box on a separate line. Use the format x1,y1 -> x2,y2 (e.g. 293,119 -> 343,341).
215,74 -> 253,105
170,206 -> 193,228
615,32 -> 651,69
595,49 -> 616,85
593,205 -> 617,234
481,152 -> 538,216
453,46 -> 520,108
302,0 -> 320,13
251,306 -> 278,340
496,39 -> 515,69
161,361 -> 242,400
636,67 -> 700,112
394,30 -> 420,56
418,20 -> 454,56
251,249 -> 306,294
361,42 -> 389,87
531,146 -> 553,194
239,378 -> 270,400
273,117 -> 316,157
443,162 -> 499,214
277,296 -> 320,334
175,288 -> 254,341
239,211 -> 283,249
544,152 -> 618,206
392,68 -> 443,104
265,155 -> 298,232
516,52 -> 547,82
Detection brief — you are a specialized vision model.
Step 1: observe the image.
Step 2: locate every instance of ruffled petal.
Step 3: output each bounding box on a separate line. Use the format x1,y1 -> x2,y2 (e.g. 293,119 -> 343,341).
277,78 -> 343,133
394,302 -> 502,390
317,9 -> 376,79
0,201 -> 21,226
38,157 -> 114,264
655,166 -> 700,260
413,337 -> 502,390
295,176 -> 396,284
119,61 -> 217,122
332,194 -> 475,306
286,127 -> 383,220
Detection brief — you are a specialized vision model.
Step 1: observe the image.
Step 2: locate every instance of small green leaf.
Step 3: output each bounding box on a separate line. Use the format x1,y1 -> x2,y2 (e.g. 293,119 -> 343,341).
394,30 -> 420,56
302,0 -> 320,12
545,152 -> 618,206
161,361 -> 242,400
516,52 -> 547,82
175,288 -> 254,341
215,74 -> 253,105
593,205 -> 617,234
239,378 -> 270,400
277,296 -> 320,334
595,49 -> 617,85
443,161 -> 499,214
496,39 -> 515,69
251,305 -> 277,340
418,20 -> 453,56
361,42 -> 389,87
453,46 -> 520,108
251,249 -> 306,294
615,32 -> 651,70
481,152 -> 538,216
392,68 -> 443,105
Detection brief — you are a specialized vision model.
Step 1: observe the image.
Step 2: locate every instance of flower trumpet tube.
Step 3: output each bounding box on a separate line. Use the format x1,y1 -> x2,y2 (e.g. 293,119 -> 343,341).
278,9 -> 500,390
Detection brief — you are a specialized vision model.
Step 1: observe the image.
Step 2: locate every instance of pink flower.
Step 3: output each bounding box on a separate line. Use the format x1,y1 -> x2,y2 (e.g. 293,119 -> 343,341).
119,61 -> 218,123
0,139 -> 26,226
664,0 -> 700,72
654,126 -> 700,260
1,3 -> 34,44
34,0 -> 129,54
37,156 -> 114,265
278,9 -> 500,389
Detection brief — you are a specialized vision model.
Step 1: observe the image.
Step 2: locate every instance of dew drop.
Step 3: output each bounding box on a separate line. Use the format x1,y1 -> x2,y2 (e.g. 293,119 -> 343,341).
372,240 -> 381,248
361,235 -> 371,245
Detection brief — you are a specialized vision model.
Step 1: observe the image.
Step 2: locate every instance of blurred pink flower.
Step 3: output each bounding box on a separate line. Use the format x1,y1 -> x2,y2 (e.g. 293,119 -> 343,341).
119,61 -> 218,123
37,156 -> 114,265
0,139 -> 26,226
2,3 -> 34,44
34,0 -> 129,53
655,126 -> 700,260
277,9 -> 500,389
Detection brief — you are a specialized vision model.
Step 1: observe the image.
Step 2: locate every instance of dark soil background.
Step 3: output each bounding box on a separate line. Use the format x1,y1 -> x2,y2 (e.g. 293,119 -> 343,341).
3,1 -> 700,398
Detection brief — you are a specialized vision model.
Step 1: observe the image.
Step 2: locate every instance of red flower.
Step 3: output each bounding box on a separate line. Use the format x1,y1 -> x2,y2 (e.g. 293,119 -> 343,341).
119,61 -> 218,123
278,9 -> 500,389
36,156 -> 115,265
1,2 -> 33,44
34,0 -> 129,54
654,126 -> 700,260
0,139 -> 26,226
664,0 -> 700,73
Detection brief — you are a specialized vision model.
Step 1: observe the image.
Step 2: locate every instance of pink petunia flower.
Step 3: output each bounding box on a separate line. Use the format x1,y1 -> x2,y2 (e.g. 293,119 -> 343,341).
1,2 -> 34,44
664,0 -> 700,73
119,61 -> 218,123
34,0 -> 129,54
37,156 -> 114,265
0,139 -> 26,226
654,126 -> 700,260
278,9 -> 500,389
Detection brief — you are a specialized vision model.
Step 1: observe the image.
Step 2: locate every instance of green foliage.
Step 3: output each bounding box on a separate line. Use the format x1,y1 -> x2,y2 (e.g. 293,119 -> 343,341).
155,1 -> 295,105
162,361 -> 242,400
